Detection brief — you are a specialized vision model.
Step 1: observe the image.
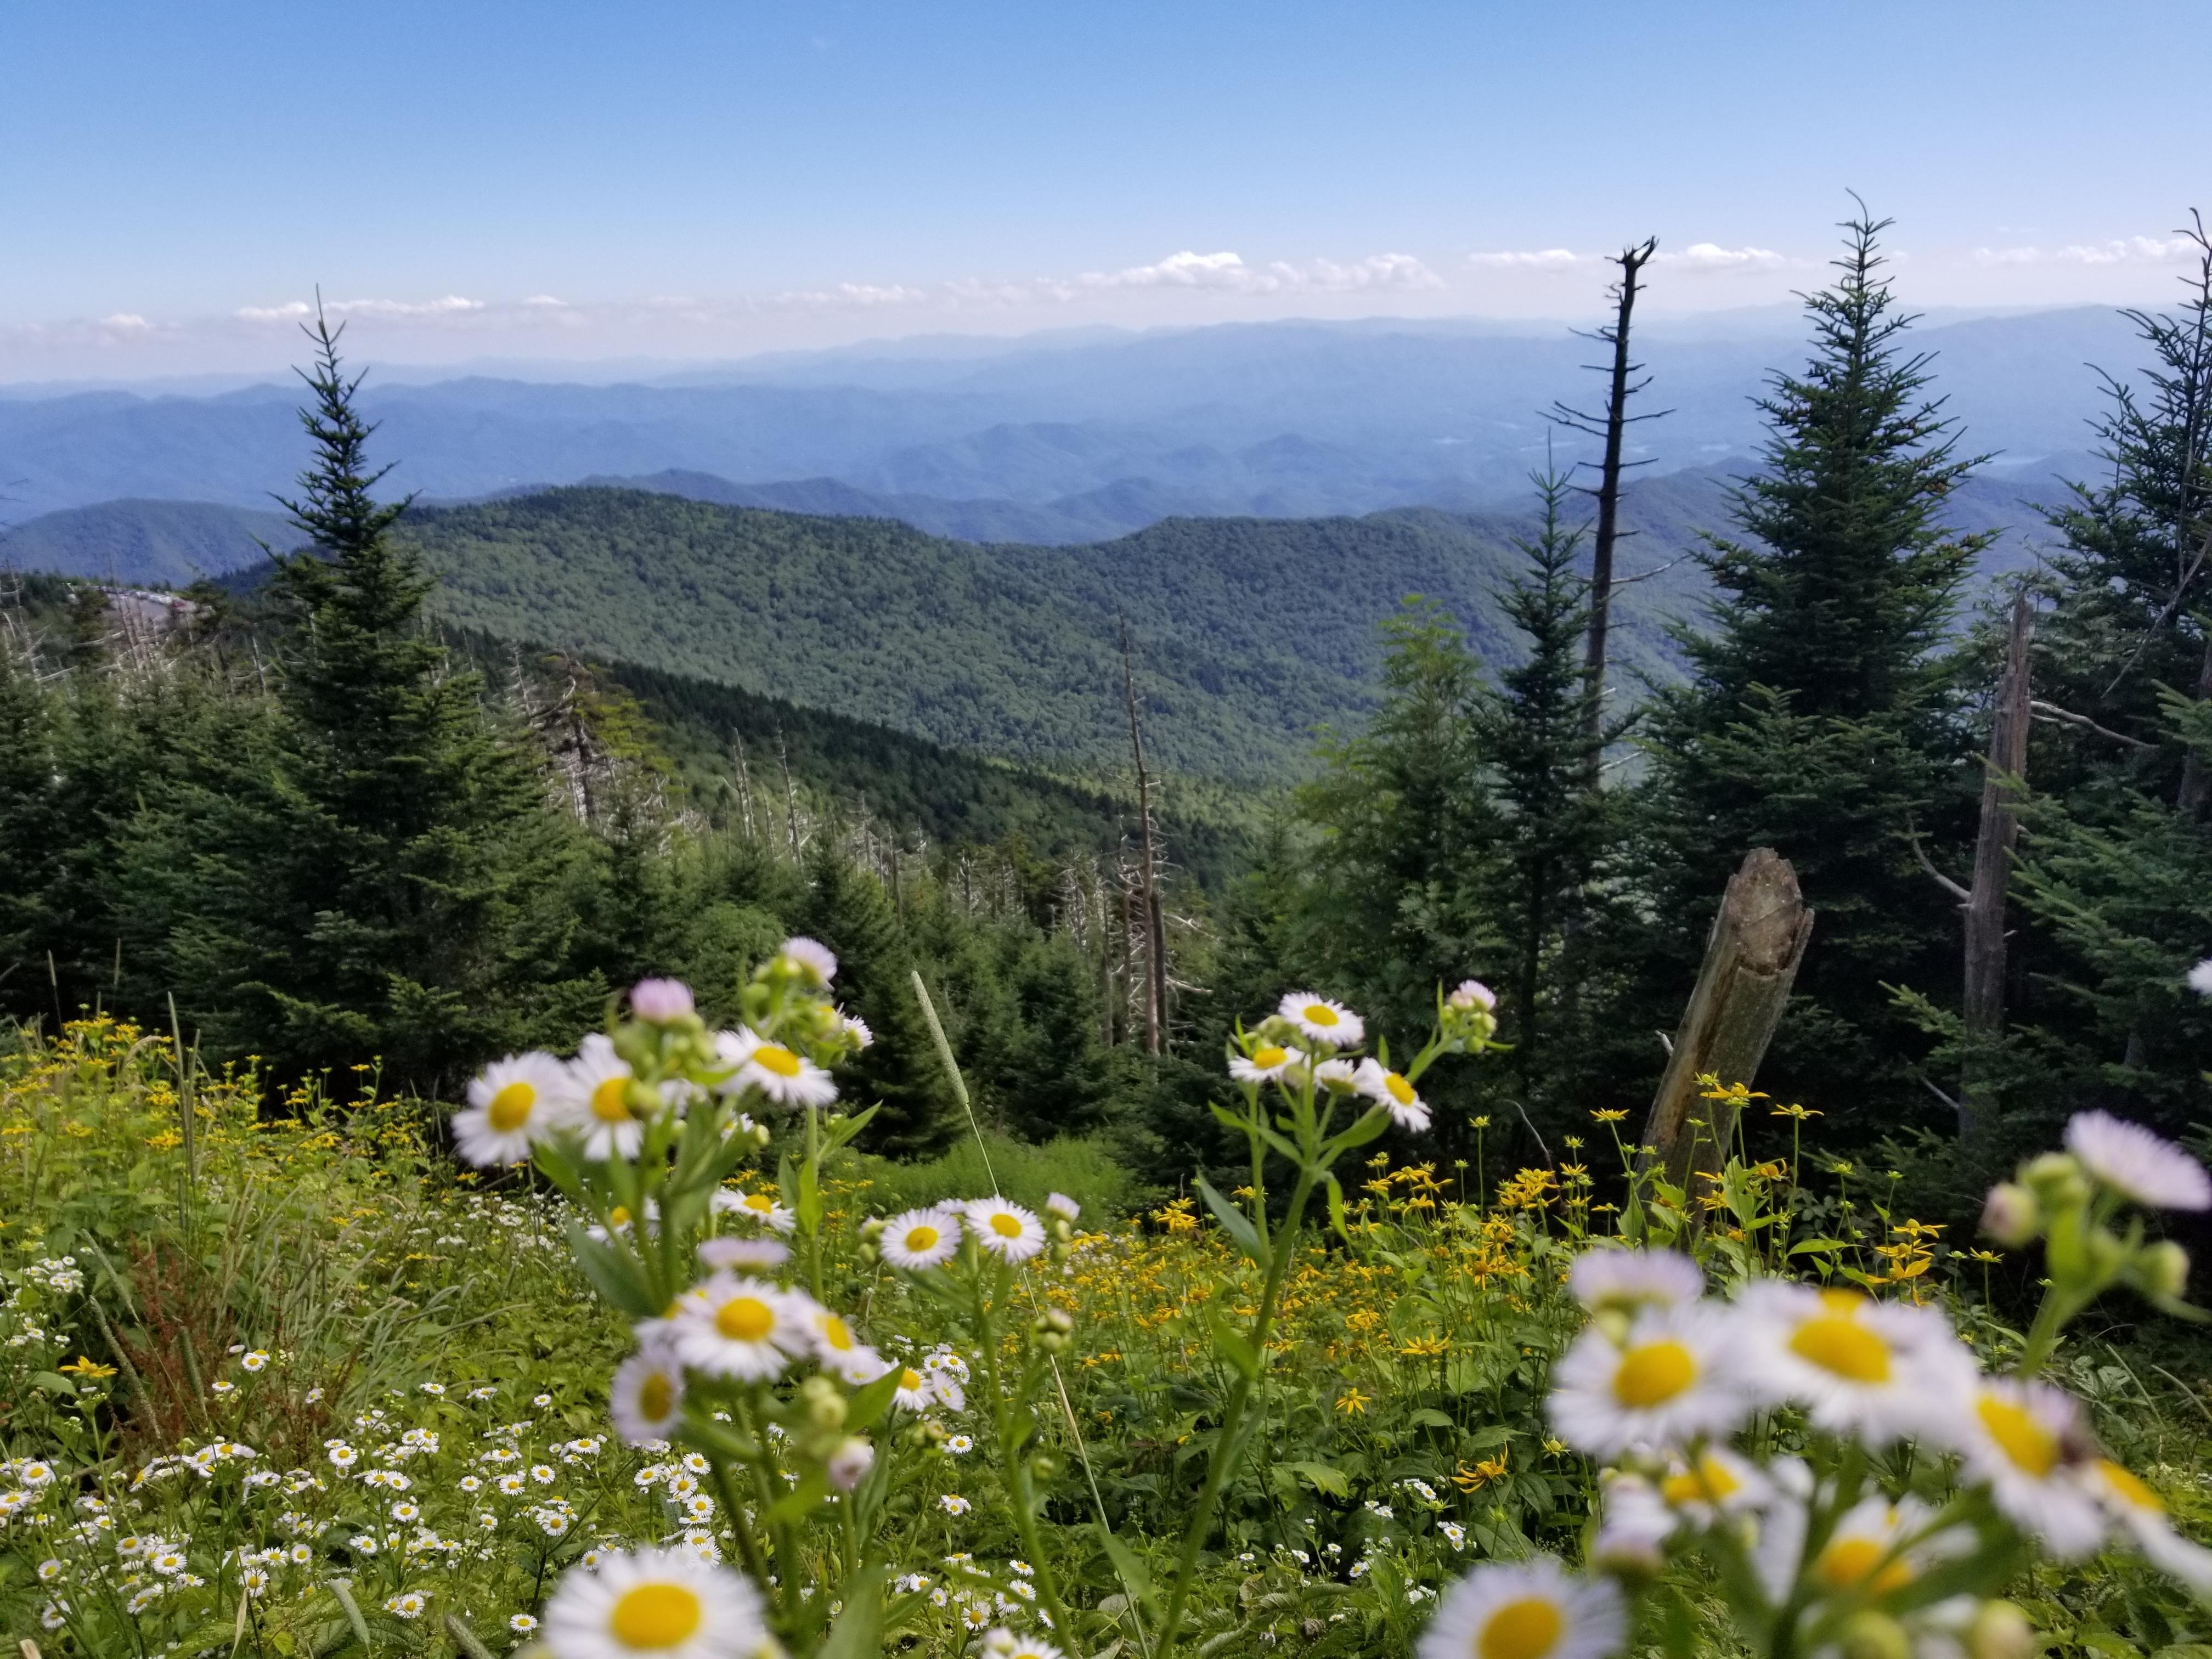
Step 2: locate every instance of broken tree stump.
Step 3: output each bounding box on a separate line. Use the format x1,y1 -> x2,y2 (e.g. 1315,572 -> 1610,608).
1638,847 -> 1815,1190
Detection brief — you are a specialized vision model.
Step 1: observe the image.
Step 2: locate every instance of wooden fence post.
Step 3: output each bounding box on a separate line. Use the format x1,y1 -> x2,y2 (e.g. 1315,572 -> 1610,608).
1638,848 -> 1814,1190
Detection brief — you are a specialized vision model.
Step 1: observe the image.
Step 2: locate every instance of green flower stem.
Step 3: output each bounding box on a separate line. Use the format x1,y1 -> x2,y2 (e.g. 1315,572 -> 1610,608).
972,1257 -> 1082,1652
707,1454 -> 775,1604
1154,1162 -> 1319,1659
731,1391 -> 802,1626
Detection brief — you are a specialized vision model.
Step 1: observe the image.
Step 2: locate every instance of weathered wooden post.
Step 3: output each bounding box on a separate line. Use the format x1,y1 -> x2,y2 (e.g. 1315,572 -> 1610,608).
1638,848 -> 1814,1190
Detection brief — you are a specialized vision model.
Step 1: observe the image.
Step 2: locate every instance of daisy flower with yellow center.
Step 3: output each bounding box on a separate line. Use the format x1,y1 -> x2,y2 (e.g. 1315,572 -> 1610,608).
609,1350 -> 686,1448
715,1027 -> 838,1110
563,1035 -> 662,1161
1655,1446 -> 1769,1526
964,1197 -> 1046,1263
1417,1556 -> 1624,1659
1278,992 -> 1363,1048
697,1237 -> 790,1271
1805,1495 -> 1964,1598
713,1187 -> 797,1235
806,1307 -> 884,1386
777,936 -> 838,986
2081,1459 -> 2212,1593
1567,1248 -> 1705,1317
672,1275 -> 814,1383
881,1207 -> 961,1271
1935,1376 -> 2106,1558
1738,1283 -> 1972,1442
1228,1042 -> 1297,1085
1548,1304 -> 1749,1458
540,1544 -> 768,1659
891,1366 -> 934,1413
456,1052 -> 575,1167
1351,1057 -> 1431,1132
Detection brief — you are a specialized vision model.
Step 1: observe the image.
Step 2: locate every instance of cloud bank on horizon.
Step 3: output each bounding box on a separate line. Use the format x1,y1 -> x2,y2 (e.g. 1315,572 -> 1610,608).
9,229 -> 2209,383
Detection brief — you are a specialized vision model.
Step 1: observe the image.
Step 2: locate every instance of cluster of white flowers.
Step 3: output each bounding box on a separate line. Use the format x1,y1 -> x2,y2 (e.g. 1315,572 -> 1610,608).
1225,986 -> 1498,1135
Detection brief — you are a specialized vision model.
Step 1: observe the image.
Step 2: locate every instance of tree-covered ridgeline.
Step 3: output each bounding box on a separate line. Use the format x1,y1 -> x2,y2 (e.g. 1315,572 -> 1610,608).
5,212 -> 2210,1214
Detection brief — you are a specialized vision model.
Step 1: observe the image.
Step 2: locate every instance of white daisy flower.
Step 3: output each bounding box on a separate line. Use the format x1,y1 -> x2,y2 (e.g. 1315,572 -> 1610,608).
2083,1459 -> 2212,1592
1737,1283 -> 1973,1442
455,1052 -> 576,1166
542,1544 -> 769,1659
1589,1474 -> 1673,1575
1417,1555 -> 1624,1659
1352,1058 -> 1431,1132
715,1028 -> 838,1109
827,1437 -> 875,1492
778,936 -> 838,985
944,1434 -> 974,1455
806,1307 -> 884,1385
940,1493 -> 972,1515
1045,1193 -> 1081,1222
609,1351 -> 686,1447
1548,1303 -> 1751,1458
713,1187 -> 797,1234
698,1235 -> 791,1270
837,1010 -> 874,1049
2065,1110 -> 2212,1211
1313,1058 -> 1359,1093
1934,1376 -> 2107,1558
891,1365 -> 935,1413
511,1613 -> 540,1634
241,1350 -> 270,1372
565,1034 -> 663,1161
1448,979 -> 1497,1012
673,1275 -> 814,1382
995,1634 -> 1062,1659
1228,1042 -> 1297,1084
881,1207 -> 961,1271
384,1592 -> 427,1618
1653,1446 -> 1770,1526
1277,992 -> 1364,1048
1568,1248 -> 1705,1316
1803,1494 -> 1968,1598
964,1198 -> 1046,1263
629,978 -> 695,1024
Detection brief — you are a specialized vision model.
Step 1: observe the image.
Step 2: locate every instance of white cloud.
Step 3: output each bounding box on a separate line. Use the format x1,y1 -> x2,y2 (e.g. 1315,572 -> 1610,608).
1972,235 -> 2200,267
237,300 -> 314,321
236,295 -> 484,323
1658,242 -> 1787,273
1467,248 -> 1587,270
1073,249 -> 1439,295
522,294 -> 569,307
765,281 -> 930,310
100,313 -> 151,331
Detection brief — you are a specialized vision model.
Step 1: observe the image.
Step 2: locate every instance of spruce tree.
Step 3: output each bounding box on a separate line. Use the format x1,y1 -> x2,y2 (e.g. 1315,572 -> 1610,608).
161,315 -> 594,1089
1641,208 -> 1988,1124
1480,469 -> 1608,1105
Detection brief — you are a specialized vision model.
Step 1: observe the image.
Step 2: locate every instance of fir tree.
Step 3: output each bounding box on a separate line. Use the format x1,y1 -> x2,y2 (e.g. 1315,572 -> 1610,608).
1641,208 -> 1988,1124
156,314 -> 594,1088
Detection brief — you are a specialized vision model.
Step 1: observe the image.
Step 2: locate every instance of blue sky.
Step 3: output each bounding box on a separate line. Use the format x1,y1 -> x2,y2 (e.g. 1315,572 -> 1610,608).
7,0 -> 2209,376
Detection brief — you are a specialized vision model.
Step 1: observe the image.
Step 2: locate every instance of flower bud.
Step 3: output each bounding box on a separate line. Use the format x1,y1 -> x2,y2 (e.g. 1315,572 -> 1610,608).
2138,1239 -> 2191,1299
1979,1182 -> 2041,1248
1448,979 -> 1497,1013
2024,1152 -> 2090,1210
859,1217 -> 886,1242
1589,1522 -> 1664,1583
1030,1453 -> 1059,1480
1965,1601 -> 2035,1659
629,978 -> 696,1024
1836,1612 -> 1911,1659
826,1436 -> 874,1492
799,1375 -> 846,1431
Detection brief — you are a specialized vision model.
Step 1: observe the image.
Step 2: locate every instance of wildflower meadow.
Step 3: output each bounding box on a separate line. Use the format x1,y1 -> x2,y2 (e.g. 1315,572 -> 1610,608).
3,944 -> 2211,1659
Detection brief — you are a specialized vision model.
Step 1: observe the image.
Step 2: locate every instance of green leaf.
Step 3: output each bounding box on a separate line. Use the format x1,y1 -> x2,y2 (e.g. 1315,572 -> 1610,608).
1788,1237 -> 1850,1255
1406,1407 -> 1455,1429
1328,1175 -> 1351,1244
1204,1306 -> 1259,1379
818,1564 -> 888,1659
562,1220 -> 662,1317
1099,1528 -> 1156,1613
1194,1176 -> 1262,1262
1282,1459 -> 1349,1498
844,1361 -> 905,1434
1323,1104 -> 1393,1160
31,1370 -> 76,1396
823,1103 -> 881,1152
767,1469 -> 829,1525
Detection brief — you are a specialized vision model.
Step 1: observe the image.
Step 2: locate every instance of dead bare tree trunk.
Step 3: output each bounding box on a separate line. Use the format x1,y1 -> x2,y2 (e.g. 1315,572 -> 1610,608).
1121,618 -> 1168,1055
1639,848 -> 1815,1191
1960,592 -> 2034,1137
775,723 -> 802,862
1551,238 -> 1665,770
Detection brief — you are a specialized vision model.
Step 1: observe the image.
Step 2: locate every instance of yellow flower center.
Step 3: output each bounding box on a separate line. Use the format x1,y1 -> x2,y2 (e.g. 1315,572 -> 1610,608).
905,1224 -> 940,1251
820,1316 -> 855,1352
1612,1339 -> 1697,1407
1818,1537 -> 1914,1594
1661,1454 -> 1741,1506
2098,1459 -> 2161,1513
1789,1314 -> 1891,1383
591,1075 -> 635,1123
1251,1046 -> 1287,1069
1977,1394 -> 2058,1477
753,1045 -> 802,1078
636,1370 -> 674,1421
608,1206 -> 631,1227
989,1212 -> 1024,1239
609,1582 -> 703,1649
716,1296 -> 776,1343
901,1369 -> 925,1391
488,1081 -> 535,1132
1385,1072 -> 1416,1104
744,1193 -> 774,1213
1303,1003 -> 1340,1028
1478,1596 -> 1564,1659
